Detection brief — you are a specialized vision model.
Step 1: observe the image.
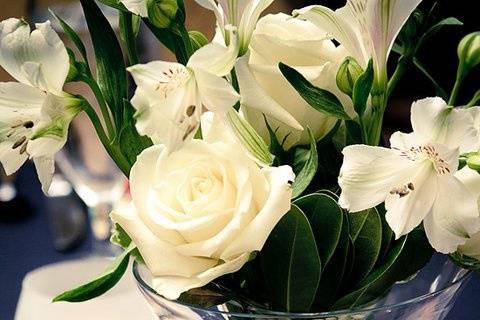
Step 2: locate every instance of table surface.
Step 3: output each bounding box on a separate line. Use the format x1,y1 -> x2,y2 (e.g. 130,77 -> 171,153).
1,164 -> 479,320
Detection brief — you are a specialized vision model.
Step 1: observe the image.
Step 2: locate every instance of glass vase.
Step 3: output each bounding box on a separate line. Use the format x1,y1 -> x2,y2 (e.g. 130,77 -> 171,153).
132,255 -> 470,320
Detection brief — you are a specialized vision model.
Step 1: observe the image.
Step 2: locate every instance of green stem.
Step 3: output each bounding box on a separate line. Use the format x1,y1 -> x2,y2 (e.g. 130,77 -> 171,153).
387,55 -> 411,99
119,12 -> 139,66
173,22 -> 193,65
466,90 -> 480,108
81,74 -> 115,140
366,88 -> 388,146
80,98 -> 131,176
449,64 -> 467,106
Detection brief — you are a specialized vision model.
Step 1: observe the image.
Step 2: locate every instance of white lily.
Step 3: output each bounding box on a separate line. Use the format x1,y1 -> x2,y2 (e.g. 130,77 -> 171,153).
0,18 -> 81,193
195,0 -> 274,53
294,0 -> 422,85
127,38 -> 239,149
338,97 -> 480,253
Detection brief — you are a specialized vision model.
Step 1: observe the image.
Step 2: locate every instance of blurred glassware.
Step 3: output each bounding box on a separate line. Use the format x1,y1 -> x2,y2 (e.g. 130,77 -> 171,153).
56,114 -> 126,256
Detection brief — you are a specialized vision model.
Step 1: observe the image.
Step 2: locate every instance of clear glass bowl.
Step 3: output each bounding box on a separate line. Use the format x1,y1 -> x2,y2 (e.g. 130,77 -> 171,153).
132,255 -> 471,320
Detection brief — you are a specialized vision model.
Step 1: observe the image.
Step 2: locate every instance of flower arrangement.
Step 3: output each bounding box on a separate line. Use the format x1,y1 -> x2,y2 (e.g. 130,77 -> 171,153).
2,0 -> 480,315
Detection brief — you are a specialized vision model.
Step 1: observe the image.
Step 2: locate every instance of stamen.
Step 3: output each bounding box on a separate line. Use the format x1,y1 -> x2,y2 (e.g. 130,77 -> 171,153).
19,143 -> 27,155
23,121 -> 34,129
12,136 -> 26,149
186,105 -> 196,117
182,125 -> 197,141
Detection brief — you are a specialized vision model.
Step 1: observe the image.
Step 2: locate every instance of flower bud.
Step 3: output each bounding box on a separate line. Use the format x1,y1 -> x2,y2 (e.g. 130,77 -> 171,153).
147,0 -> 178,29
458,32 -> 480,70
189,30 -> 208,51
336,57 -> 364,97
467,154 -> 480,172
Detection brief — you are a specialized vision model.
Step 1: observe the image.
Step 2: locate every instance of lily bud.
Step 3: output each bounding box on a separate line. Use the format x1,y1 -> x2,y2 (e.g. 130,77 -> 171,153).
336,57 -> 364,97
458,32 -> 480,70
189,30 -> 208,51
147,0 -> 178,29
467,154 -> 480,172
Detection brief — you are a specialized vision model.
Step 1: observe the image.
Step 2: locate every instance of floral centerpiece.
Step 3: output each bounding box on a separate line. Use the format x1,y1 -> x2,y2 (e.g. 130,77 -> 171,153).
1,0 -> 480,318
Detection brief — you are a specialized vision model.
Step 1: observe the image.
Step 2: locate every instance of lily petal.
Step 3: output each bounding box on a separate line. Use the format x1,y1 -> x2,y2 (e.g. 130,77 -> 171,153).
424,175 -> 480,253
0,19 -> 69,94
33,156 -> 55,193
338,144 -> 419,212
410,97 -> 478,153
385,163 -> 437,238
120,0 -> 148,17
194,68 -> 239,113
238,0 -> 274,52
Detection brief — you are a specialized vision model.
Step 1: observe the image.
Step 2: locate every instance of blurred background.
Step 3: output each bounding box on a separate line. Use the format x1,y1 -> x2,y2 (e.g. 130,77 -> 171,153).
1,0 -> 479,319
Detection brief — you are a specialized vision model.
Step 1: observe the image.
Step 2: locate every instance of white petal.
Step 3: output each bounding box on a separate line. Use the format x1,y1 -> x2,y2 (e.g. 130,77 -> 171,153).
0,82 -> 44,175
195,0 -> 226,33
235,54 -> 302,130
237,0 -> 274,51
338,145 -> 419,212
0,19 -> 69,94
127,61 -> 190,90
111,202 -> 218,277
459,232 -> 480,260
187,34 -> 238,77
0,141 -> 28,176
385,163 -> 437,238
456,167 -> 480,198
424,175 -> 480,254
294,5 -> 368,67
194,68 -> 239,113
33,156 -> 55,194
152,253 -> 250,300
120,0 -> 148,16
221,165 -> 294,259
410,97 -> 478,152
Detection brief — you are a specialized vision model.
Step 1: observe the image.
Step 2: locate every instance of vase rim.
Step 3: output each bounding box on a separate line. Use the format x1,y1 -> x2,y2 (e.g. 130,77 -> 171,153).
132,260 -> 471,318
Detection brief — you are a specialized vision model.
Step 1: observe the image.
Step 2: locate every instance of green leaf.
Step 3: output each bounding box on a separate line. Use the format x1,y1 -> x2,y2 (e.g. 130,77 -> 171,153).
347,208 -> 382,286
226,109 -> 274,165
314,211 -> 350,309
279,63 -> 351,120
345,120 -> 363,145
260,205 -> 321,312
110,223 -> 132,248
264,116 -> 286,161
97,0 -> 129,11
419,17 -> 463,47
178,285 -> 233,308
294,193 -> 343,266
333,229 -> 433,309
50,10 -> 89,66
352,59 -> 374,117
117,100 -> 153,166
80,0 -> 128,127
376,204 -> 394,265
291,128 -> 318,198
449,251 -> 480,271
53,244 -> 135,302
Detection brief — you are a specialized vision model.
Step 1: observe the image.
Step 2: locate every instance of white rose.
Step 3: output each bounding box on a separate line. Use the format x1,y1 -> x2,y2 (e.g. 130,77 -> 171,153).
111,134 -> 294,299
236,13 -> 352,149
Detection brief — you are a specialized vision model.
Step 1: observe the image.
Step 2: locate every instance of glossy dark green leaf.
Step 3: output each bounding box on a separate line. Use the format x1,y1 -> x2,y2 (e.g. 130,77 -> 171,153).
97,0 -> 129,11
80,0 -> 128,127
345,120 -> 363,145
376,204 -> 394,265
333,229 -> 433,309
291,128 -> 318,198
348,208 -> 382,286
279,63 -> 351,120
294,193 -> 343,266
314,211 -> 350,309
53,245 -> 134,302
352,59 -> 374,117
178,285 -> 233,308
260,205 -> 321,312
50,10 -> 89,66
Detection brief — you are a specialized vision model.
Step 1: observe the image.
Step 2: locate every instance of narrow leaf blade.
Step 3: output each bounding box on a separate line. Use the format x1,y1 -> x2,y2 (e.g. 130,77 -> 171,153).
292,128 -> 318,198
352,59 -> 373,117
53,245 -> 134,302
279,63 -> 351,120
